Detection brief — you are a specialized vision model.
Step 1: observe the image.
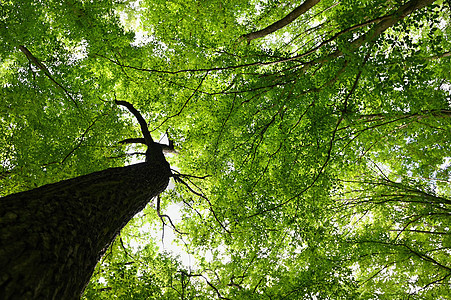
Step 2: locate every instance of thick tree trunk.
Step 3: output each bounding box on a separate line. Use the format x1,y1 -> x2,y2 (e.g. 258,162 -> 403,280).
0,159 -> 171,299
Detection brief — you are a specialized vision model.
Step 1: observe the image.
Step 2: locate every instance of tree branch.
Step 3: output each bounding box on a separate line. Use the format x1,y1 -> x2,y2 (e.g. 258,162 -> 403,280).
292,0 -> 436,66
118,138 -> 177,154
247,114 -> 342,219
118,138 -> 146,145
151,72 -> 209,132
240,0 -> 321,43
18,45 -> 79,108
181,271 -> 231,300
425,51 -> 451,60
115,100 -> 153,146
155,195 -> 187,235
174,175 -> 231,234
61,117 -> 99,164
390,229 -> 449,235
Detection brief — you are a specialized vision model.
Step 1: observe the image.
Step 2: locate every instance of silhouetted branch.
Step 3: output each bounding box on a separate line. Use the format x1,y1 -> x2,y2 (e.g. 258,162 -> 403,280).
418,273 -> 451,293
171,170 -> 210,180
115,100 -> 153,146
155,196 -> 187,235
107,152 -> 146,160
151,72 -> 209,132
390,229 -> 449,235
119,236 -> 137,261
119,138 -> 177,154
180,271 -> 232,300
61,117 -> 99,164
174,175 -> 231,234
118,138 -> 146,145
247,114 -> 342,219
292,0 -> 436,67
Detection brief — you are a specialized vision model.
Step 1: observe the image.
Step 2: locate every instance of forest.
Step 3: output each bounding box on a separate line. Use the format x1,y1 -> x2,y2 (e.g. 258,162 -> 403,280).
0,0 -> 450,299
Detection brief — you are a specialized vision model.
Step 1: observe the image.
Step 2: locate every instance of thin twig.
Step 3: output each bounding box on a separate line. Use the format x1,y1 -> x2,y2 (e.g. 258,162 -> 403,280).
151,72 -> 209,132
18,45 -> 79,108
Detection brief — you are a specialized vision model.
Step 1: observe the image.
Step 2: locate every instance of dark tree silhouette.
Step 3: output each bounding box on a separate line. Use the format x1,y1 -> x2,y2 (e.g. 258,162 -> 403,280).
0,102 -> 172,299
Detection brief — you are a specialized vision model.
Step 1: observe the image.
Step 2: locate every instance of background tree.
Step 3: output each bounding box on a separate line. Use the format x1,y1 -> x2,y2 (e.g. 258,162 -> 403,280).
1,0 -> 450,299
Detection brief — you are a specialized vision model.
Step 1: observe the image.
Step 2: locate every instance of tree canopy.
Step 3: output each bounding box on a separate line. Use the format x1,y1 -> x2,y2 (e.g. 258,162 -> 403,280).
1,0 -> 450,298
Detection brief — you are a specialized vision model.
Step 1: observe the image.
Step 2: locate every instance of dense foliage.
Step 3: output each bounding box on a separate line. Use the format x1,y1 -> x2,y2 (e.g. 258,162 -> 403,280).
1,0 -> 450,298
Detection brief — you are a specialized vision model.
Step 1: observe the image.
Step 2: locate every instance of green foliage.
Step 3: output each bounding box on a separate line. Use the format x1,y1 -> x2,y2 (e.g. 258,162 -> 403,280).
1,0 -> 450,298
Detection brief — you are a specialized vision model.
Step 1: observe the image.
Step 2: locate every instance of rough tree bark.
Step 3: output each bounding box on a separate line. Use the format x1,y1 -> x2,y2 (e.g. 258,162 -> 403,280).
0,101 -> 172,299
0,159 -> 171,299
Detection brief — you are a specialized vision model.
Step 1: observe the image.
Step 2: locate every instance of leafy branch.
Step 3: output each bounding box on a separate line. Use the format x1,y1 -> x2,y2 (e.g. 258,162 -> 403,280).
239,0 -> 321,43
151,72 -> 209,132
173,172 -> 231,234
18,45 -> 79,108
155,195 -> 187,235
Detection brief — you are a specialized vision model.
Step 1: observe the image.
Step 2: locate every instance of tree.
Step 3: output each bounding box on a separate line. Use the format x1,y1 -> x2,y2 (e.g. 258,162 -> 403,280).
0,100 -> 172,298
1,0 -> 450,299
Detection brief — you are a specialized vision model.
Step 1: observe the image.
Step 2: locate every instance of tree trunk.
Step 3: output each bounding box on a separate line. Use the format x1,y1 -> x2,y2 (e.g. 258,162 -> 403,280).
0,159 -> 171,299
